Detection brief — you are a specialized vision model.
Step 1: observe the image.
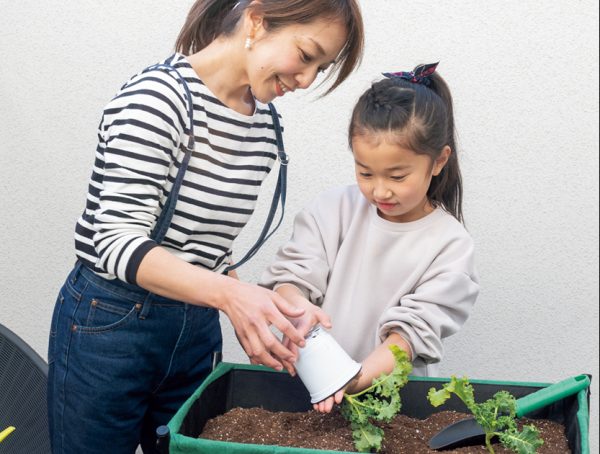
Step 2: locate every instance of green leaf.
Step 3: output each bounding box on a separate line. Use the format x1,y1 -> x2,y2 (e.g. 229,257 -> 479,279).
473,391 -> 517,433
352,421 -> 384,453
427,376 -> 476,412
428,386 -> 452,407
373,393 -> 401,421
341,345 -> 412,453
498,425 -> 544,454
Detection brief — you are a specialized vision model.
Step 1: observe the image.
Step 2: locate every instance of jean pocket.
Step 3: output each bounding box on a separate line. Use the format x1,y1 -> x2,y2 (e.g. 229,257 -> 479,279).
74,293 -> 141,334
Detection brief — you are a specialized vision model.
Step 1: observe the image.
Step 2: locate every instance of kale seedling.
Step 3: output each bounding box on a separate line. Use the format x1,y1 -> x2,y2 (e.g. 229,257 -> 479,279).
340,345 -> 412,453
428,376 -> 544,454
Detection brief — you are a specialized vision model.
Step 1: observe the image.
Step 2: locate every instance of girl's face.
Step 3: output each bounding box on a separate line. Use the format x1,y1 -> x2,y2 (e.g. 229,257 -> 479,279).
245,16 -> 347,103
352,134 -> 450,223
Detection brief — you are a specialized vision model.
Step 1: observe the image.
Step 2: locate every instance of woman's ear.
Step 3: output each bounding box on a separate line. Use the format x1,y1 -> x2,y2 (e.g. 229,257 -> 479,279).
244,5 -> 266,38
432,145 -> 451,176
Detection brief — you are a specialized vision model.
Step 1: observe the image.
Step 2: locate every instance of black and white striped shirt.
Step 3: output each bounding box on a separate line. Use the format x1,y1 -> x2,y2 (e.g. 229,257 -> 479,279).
75,54 -> 281,283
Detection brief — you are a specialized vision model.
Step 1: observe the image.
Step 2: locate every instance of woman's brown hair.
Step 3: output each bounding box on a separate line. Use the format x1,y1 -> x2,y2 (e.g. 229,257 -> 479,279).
175,0 -> 364,94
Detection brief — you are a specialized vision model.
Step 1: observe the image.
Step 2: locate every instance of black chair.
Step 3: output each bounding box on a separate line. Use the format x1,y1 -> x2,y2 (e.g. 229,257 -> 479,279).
0,323 -> 51,453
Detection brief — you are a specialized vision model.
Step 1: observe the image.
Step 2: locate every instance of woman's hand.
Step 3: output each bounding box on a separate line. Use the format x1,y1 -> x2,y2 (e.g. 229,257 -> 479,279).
276,284 -> 332,375
135,248 -> 308,373
218,277 -> 308,373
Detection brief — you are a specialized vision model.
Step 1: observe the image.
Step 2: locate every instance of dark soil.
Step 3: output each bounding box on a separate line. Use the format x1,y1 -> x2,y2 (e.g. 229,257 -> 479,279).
200,407 -> 570,453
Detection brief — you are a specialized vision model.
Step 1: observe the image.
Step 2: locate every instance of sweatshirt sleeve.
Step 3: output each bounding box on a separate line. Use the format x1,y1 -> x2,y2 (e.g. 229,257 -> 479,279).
92,70 -> 187,283
259,206 -> 332,305
378,234 -> 479,364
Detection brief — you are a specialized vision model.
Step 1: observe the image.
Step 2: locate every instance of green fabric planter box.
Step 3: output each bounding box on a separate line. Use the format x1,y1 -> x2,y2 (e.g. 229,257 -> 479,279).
160,362 -> 591,454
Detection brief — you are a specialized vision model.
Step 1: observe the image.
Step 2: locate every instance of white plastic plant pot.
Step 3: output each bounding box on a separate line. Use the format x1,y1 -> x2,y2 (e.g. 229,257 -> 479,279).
294,325 -> 362,404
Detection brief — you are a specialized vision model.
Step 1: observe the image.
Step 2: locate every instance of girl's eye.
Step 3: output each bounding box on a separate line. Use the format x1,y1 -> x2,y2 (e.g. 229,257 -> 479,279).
391,175 -> 407,181
359,173 -> 372,178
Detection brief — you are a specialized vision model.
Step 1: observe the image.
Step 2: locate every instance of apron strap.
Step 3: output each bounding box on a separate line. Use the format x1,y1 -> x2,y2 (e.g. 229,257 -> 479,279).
144,62 -> 288,272
145,63 -> 195,244
225,103 -> 288,272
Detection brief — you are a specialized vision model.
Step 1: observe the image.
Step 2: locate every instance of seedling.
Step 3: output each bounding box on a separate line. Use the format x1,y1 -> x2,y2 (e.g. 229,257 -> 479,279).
340,345 -> 412,452
428,376 -> 544,454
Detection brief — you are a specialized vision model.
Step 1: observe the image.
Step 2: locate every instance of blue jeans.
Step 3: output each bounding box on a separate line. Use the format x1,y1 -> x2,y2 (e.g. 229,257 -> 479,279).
47,262 -> 222,454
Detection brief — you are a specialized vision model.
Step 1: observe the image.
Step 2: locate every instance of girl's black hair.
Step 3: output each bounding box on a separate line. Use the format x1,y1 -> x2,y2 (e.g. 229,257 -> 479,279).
176,0 -> 364,95
349,71 -> 464,223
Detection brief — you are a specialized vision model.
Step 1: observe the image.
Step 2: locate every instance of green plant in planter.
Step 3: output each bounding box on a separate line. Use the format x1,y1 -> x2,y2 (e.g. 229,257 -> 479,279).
428,376 -> 544,454
340,345 -> 412,453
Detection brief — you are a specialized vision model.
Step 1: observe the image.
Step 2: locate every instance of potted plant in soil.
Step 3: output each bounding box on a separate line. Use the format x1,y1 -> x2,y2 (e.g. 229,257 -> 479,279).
428,376 -> 544,454
157,361 -> 590,454
339,345 -> 412,452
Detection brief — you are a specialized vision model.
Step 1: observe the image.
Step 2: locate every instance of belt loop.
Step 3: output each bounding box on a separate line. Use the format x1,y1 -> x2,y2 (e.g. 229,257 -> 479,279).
139,292 -> 153,319
70,261 -> 84,285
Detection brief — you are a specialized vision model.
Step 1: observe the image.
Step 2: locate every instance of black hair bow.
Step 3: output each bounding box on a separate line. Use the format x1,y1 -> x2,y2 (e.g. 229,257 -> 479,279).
383,62 -> 439,86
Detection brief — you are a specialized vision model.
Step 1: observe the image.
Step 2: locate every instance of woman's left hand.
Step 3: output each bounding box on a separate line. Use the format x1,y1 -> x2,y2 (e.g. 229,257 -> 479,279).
276,285 -> 332,375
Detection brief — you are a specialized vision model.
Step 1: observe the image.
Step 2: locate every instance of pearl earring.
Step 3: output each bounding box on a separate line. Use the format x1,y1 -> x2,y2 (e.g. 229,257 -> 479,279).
245,37 -> 252,50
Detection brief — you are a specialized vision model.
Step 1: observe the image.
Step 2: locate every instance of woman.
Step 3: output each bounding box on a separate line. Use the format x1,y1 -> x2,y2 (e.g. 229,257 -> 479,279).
47,1 -> 364,452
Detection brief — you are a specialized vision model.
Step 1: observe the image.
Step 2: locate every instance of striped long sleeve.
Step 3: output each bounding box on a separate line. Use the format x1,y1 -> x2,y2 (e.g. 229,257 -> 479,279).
75,54 -> 280,283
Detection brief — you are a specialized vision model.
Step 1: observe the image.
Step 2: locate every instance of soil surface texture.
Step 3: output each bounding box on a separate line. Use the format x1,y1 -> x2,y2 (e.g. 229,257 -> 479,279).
200,407 -> 570,453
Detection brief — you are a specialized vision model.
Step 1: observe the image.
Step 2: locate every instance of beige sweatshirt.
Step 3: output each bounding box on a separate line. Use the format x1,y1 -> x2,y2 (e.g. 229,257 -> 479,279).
260,185 -> 479,376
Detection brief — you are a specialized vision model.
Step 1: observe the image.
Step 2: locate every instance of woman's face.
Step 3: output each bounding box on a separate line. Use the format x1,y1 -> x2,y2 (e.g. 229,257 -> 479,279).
245,17 -> 347,103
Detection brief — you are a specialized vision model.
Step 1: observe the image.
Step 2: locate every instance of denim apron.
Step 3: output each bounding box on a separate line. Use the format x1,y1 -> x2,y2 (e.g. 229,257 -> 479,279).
47,64 -> 287,454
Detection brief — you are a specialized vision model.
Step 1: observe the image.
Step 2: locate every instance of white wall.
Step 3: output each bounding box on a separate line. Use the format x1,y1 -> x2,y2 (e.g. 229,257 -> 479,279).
1,0 -> 598,451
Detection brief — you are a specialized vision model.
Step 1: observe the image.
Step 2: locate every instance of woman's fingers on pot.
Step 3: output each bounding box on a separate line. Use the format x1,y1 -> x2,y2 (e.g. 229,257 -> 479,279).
283,336 -> 300,358
235,331 -> 255,363
257,322 -> 299,365
269,310 -> 306,349
276,339 -> 296,374
280,357 -> 296,376
246,330 -> 285,371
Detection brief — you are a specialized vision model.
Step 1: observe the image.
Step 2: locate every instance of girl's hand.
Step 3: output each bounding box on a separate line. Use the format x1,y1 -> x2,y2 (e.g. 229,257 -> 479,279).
218,277 -> 307,373
312,371 -> 361,413
288,296 -> 332,338
313,388 -> 345,413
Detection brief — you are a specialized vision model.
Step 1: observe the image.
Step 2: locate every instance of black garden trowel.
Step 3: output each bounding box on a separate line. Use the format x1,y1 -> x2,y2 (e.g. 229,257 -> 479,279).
429,374 -> 590,450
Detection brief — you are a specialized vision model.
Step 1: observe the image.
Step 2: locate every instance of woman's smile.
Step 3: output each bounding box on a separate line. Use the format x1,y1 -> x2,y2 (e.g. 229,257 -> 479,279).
275,76 -> 292,96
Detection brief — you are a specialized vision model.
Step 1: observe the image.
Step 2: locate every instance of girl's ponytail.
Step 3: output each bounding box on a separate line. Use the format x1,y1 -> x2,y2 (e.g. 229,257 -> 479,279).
426,73 -> 463,224
349,66 -> 464,224
176,0 -> 244,55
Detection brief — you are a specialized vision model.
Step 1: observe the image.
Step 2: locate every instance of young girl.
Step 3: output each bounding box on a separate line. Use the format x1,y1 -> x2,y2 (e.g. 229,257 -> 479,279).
47,1 -> 364,452
260,63 -> 479,412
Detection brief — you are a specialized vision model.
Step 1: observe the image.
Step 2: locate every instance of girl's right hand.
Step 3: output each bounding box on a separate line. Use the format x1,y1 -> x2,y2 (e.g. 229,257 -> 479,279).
217,276 -> 307,373
313,371 -> 361,413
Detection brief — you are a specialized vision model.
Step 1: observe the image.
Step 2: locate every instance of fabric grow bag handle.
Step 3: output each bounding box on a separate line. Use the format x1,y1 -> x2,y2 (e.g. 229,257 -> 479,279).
516,374 -> 590,417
